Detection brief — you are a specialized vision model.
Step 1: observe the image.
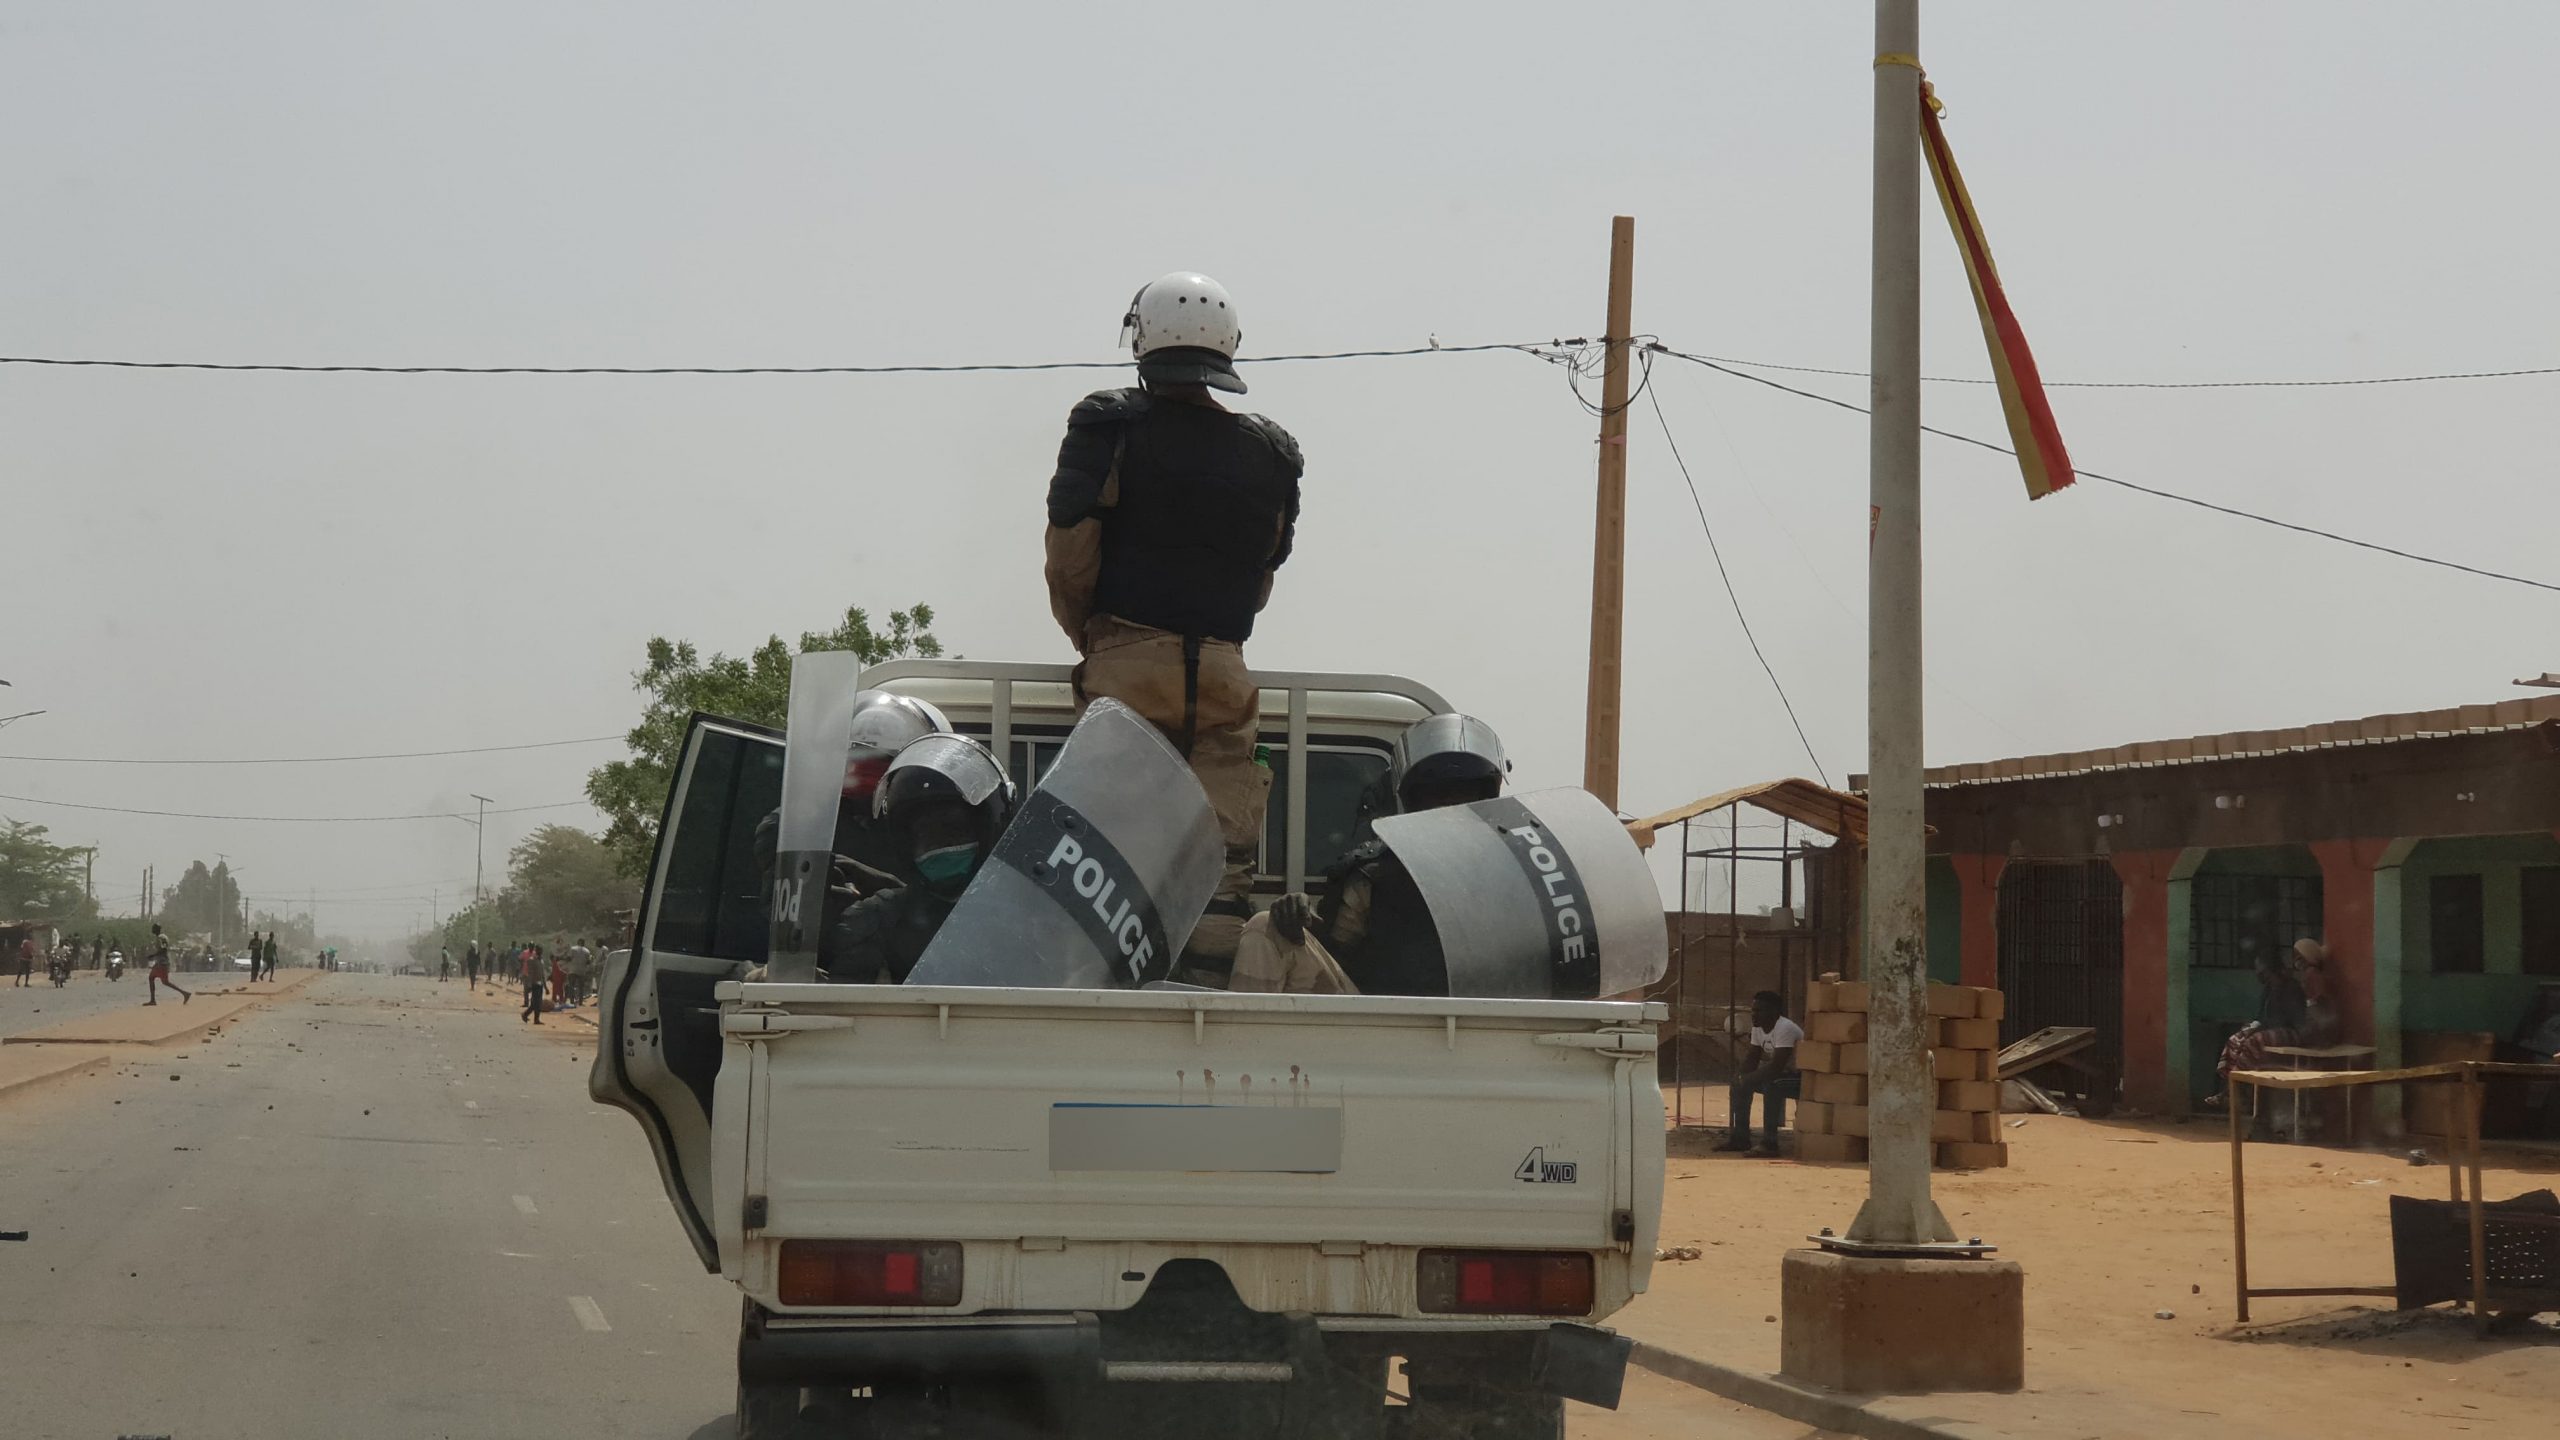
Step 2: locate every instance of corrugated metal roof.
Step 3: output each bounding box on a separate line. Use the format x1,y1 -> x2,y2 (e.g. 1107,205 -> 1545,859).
1916,697 -> 2560,790
1627,778 -> 1871,848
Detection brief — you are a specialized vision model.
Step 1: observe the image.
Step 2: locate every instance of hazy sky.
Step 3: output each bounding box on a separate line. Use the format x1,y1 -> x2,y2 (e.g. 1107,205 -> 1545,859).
7,2 -> 2557,940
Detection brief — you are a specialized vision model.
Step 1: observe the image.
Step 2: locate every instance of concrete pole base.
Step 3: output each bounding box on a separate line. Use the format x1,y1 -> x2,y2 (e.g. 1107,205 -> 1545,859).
1779,1248 -> 2025,1395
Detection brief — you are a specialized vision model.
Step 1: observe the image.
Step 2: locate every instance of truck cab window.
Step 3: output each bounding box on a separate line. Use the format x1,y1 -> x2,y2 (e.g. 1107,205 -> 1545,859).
1261,746 -> 1393,883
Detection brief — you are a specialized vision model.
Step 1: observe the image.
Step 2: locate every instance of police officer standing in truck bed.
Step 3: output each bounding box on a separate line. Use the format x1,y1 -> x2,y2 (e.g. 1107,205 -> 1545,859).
1043,271 -> 1304,981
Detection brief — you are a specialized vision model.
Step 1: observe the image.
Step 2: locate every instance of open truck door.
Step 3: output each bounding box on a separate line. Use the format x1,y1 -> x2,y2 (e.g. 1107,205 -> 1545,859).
590,713 -> 784,1272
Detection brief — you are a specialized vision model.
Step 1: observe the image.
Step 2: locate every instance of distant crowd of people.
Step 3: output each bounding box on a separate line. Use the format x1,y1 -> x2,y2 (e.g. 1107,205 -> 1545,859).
445,937 -> 607,1025
9,924 -> 334,1006
12,926 -> 293,982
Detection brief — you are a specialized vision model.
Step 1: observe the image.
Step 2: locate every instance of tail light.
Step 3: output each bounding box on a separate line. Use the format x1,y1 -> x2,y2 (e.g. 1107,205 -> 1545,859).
1417,1249 -> 1595,1316
777,1240 -> 963,1307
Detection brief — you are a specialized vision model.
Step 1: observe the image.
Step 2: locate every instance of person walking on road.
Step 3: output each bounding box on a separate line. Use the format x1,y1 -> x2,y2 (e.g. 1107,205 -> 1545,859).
263,931 -> 279,982
145,924 -> 191,1006
439,947 -> 451,984
519,944 -> 544,1025
14,934 -> 33,986
566,938 -> 594,1007
464,942 -> 480,992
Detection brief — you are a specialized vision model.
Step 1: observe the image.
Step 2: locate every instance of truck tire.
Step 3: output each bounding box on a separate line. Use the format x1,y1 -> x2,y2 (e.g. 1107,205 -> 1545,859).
736,1380 -> 804,1440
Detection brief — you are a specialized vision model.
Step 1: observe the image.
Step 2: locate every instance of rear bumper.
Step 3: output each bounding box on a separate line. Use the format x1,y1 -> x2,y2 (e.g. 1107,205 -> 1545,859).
739,1313 -> 1629,1409
742,1317 -> 1098,1387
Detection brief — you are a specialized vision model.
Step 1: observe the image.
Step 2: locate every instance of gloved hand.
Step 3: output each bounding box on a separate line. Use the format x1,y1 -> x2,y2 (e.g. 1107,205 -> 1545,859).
1269,892 -> 1315,946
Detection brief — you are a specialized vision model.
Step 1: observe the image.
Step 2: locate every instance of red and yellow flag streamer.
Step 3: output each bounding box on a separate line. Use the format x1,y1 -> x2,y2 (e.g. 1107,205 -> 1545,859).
1919,78 -> 2075,499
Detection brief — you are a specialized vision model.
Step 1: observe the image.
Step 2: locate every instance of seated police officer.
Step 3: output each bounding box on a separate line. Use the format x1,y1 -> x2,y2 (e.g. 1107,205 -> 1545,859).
1228,713 -> 1508,996
823,733 -> 1015,985
754,690 -> 950,901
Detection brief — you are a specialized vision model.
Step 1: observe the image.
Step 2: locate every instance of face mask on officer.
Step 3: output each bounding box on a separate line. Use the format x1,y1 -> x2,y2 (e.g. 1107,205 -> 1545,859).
907,802 -> 983,896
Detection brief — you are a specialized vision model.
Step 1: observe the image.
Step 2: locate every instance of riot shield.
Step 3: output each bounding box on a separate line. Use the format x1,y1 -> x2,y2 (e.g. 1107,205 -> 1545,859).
767,651 -> 867,983
905,698 -> 1224,989
1372,786 -> 1668,999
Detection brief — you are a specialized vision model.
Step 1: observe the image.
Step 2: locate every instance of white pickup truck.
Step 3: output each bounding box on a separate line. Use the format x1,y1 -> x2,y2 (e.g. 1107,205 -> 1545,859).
593,662 -> 1668,1439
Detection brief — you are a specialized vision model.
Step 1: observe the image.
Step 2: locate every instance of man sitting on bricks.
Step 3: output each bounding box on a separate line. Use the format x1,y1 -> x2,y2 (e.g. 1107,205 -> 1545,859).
1719,990 -> 1802,1157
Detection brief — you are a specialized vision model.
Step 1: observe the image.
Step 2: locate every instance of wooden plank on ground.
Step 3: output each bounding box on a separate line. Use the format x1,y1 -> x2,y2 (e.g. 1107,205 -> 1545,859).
1996,1026 -> 2096,1081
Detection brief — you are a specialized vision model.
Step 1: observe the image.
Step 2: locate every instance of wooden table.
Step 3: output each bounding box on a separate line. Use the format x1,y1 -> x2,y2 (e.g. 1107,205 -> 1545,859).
2228,1060 -> 2557,1333
2262,1043 -> 2377,1143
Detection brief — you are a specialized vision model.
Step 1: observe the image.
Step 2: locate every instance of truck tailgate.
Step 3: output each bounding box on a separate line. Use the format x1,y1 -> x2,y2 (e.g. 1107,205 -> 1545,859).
718,984 -> 1665,1316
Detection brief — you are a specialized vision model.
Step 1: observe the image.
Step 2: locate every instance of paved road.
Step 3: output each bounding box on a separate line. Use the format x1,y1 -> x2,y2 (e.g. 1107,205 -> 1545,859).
0,966 -> 278,1041
0,973 -> 1809,1439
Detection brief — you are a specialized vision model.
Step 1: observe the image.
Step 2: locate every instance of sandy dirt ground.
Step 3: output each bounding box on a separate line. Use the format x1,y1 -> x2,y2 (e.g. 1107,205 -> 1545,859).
1617,1107 -> 2560,1439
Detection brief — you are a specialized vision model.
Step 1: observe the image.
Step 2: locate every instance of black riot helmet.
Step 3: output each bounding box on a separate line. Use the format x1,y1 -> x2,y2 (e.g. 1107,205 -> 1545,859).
874,734 -> 1015,894
1390,712 -> 1509,813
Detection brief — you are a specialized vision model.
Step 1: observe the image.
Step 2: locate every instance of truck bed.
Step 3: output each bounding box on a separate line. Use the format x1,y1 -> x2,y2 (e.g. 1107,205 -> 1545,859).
711,984 -> 1666,1322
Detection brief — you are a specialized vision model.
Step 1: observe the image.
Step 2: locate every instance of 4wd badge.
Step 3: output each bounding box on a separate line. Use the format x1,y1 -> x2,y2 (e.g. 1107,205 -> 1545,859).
1513,1147 -> 1578,1184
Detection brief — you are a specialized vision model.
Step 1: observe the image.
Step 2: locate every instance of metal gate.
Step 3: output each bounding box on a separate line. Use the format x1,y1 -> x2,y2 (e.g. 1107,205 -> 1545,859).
1996,860 -> 2125,1086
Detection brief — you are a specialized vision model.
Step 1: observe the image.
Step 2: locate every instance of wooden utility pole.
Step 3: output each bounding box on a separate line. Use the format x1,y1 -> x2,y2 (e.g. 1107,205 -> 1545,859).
1582,215 -> 1637,810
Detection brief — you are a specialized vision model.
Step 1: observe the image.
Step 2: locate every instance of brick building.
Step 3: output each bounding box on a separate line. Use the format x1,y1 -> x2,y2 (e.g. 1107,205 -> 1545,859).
1886,697 -> 2560,1130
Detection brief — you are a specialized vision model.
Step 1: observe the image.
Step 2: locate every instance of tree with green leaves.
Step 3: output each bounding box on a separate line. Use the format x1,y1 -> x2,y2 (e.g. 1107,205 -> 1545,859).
444,823 -> 630,946
585,603 -> 945,876
157,859 -> 245,938
0,819 -> 98,923
441,897 -> 513,960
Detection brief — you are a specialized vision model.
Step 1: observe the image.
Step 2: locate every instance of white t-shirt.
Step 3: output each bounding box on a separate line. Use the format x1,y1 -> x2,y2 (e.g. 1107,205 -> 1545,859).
1749,1016 -> 1806,1054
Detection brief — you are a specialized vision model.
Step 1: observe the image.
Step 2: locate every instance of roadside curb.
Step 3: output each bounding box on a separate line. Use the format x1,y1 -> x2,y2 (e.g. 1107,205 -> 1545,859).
2,971 -> 322,1050
0,1048 -> 110,1100
1629,1342 -> 2007,1440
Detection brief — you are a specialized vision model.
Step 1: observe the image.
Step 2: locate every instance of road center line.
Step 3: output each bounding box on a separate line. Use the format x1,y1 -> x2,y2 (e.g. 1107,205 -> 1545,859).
569,1295 -> 611,1332
512,1194 -> 538,1215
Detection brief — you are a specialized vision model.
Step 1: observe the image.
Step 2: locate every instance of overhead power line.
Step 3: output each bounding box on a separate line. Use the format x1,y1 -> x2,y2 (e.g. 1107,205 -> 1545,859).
4,339 -> 2552,389
242,875 -> 480,897
242,893 -> 465,907
1667,353 -> 2560,391
0,341 -> 1556,377
0,734 -> 621,765
1648,344 -> 2560,597
1642,385 -> 1830,787
0,793 -> 590,823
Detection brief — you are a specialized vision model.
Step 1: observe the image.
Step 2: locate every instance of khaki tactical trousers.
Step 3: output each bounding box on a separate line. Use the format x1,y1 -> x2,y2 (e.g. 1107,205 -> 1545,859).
1075,615 -> 1270,958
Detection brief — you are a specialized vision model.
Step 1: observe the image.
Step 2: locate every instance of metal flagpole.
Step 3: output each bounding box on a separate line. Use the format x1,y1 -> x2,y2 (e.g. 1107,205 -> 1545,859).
1847,0 -> 1955,1247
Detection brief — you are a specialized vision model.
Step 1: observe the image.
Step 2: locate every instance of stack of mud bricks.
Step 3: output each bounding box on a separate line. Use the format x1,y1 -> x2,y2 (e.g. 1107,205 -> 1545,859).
1791,975 -> 2009,1169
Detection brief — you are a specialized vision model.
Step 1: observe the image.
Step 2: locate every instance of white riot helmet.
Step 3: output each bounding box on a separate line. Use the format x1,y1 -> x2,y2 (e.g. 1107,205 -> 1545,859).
842,690 -> 951,806
1119,272 -> 1246,395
